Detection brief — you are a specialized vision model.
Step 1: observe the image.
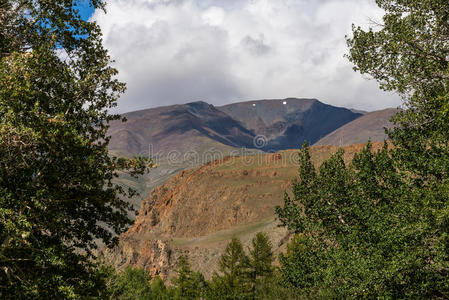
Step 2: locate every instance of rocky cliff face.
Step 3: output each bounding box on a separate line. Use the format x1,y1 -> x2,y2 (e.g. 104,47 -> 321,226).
108,99 -> 372,211
102,143 -> 384,279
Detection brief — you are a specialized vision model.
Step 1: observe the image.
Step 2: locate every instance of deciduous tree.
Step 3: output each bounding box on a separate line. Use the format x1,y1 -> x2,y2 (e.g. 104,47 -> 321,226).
277,2 -> 449,292
0,1 -> 152,298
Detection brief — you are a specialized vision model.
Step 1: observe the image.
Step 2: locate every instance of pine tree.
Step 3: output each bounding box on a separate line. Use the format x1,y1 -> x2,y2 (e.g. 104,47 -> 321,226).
217,237 -> 251,299
247,232 -> 274,299
171,256 -> 206,299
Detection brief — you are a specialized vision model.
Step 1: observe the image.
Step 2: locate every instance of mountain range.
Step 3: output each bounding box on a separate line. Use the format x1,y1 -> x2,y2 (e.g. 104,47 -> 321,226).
108,98 -> 364,157
315,108 -> 398,146
108,98 -> 396,206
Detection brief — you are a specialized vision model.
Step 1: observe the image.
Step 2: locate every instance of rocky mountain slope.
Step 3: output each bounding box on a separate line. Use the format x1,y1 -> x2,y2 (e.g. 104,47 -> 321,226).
108,101 -> 256,158
219,98 -> 362,150
108,98 -> 363,157
102,143 -> 385,279
315,108 -> 399,146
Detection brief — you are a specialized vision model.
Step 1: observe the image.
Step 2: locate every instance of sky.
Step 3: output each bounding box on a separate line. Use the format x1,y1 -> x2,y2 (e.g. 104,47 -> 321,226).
84,0 -> 402,113
78,1 -> 95,21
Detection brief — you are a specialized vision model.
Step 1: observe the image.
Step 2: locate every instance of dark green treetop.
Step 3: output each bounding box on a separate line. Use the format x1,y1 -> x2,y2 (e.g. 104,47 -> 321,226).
247,232 -> 274,300
171,255 -> 206,300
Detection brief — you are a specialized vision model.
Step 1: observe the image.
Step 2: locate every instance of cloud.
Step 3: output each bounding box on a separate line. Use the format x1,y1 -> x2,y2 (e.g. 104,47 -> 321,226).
93,0 -> 401,113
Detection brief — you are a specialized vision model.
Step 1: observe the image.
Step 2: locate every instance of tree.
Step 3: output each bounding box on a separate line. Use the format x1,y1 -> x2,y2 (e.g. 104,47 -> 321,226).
108,267 -> 153,300
0,1 -> 152,298
276,1 -> 449,293
277,141 -> 449,297
347,0 -> 449,99
278,140 -> 449,297
347,2 -> 449,296
151,275 -> 171,300
171,255 -> 206,299
347,0 -> 449,174
247,232 -> 274,299
216,237 -> 250,299
278,234 -> 322,294
277,145 -> 354,297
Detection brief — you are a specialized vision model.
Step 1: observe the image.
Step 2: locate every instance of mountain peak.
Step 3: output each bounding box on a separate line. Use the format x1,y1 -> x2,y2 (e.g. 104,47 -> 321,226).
218,98 -> 361,150
185,100 -> 211,108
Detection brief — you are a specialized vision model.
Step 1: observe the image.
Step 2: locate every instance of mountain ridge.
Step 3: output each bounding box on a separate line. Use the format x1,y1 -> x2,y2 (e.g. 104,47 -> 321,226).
315,108 -> 399,146
218,98 -> 362,151
108,98 -> 363,157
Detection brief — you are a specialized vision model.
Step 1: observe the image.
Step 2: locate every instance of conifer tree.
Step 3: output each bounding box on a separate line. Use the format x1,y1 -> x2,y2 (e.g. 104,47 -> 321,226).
171,256 -> 206,299
247,232 -> 274,299
217,237 -> 250,299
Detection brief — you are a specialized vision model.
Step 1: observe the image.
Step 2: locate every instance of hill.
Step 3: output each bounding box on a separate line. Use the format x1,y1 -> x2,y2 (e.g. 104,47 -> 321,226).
101,143 -> 385,279
314,108 -> 399,146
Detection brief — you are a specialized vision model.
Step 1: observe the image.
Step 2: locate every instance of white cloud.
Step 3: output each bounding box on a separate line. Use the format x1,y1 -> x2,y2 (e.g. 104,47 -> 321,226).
201,6 -> 225,26
93,0 -> 401,113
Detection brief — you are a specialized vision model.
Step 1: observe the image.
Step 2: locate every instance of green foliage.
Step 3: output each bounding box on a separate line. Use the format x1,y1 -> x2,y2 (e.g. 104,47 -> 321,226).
98,236 -> 281,300
107,267 -> 153,300
347,0 -> 449,97
216,237 -> 251,299
171,256 -> 206,299
347,0 -> 449,182
277,142 -> 449,297
0,0 -> 153,298
247,232 -> 274,299
206,234 -> 279,300
204,275 -> 229,300
277,234 -> 323,293
276,1 -> 449,297
255,272 -> 302,300
104,267 -> 177,300
151,275 -> 171,300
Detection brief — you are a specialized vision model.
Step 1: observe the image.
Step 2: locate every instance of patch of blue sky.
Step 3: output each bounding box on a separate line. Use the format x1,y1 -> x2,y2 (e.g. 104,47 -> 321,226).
75,1 -> 95,21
